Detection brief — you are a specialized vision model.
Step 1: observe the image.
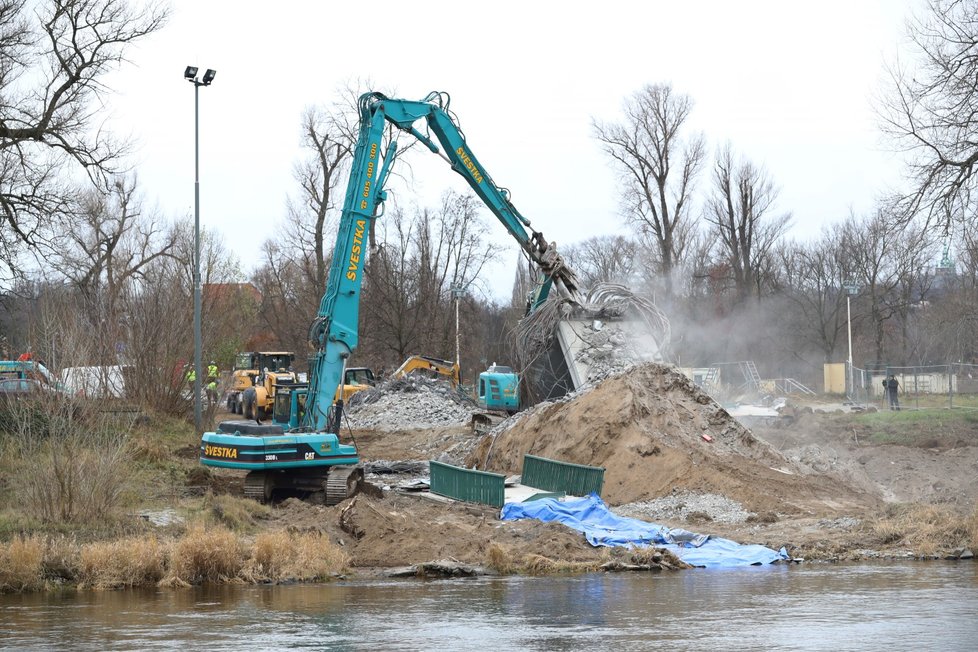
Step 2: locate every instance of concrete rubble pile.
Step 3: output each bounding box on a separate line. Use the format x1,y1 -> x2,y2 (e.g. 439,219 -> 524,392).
571,319 -> 649,385
614,490 -> 754,525
345,375 -> 474,431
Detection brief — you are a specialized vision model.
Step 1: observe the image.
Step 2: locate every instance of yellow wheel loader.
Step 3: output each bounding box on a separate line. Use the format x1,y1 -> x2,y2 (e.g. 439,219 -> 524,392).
226,352 -> 298,420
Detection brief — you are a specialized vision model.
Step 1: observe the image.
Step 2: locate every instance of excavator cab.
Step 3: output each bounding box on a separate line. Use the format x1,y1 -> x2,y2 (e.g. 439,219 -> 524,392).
478,364 -> 519,412
272,385 -> 307,429
336,366 -> 375,401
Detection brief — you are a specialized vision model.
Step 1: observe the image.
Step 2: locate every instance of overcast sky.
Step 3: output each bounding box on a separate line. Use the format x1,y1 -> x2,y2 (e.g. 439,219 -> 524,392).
109,0 -> 921,300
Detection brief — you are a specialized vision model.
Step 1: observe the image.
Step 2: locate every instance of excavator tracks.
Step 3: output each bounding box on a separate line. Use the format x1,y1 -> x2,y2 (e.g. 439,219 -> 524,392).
325,465 -> 363,506
243,471 -> 274,503
244,466 -> 363,505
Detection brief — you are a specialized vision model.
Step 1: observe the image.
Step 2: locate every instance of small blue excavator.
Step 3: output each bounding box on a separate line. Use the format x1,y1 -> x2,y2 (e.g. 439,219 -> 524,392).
199,92 -> 585,503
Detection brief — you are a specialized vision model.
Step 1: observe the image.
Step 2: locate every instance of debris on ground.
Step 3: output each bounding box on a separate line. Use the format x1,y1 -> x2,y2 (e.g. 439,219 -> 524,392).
345,376 -> 474,430
615,490 -> 754,525
385,559 -> 491,578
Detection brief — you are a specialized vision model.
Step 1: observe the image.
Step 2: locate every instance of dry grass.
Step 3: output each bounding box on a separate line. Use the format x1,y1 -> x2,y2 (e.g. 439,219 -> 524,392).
522,553 -> 557,575
870,504 -> 972,557
486,543 -> 604,575
522,553 -> 603,574
202,493 -> 271,532
0,535 -> 44,592
162,525 -> 245,586
966,505 -> 978,550
1,525 -> 351,593
42,536 -> 80,582
486,542 -> 513,573
78,537 -> 166,589
130,434 -> 169,464
5,399 -> 134,525
247,530 -> 349,581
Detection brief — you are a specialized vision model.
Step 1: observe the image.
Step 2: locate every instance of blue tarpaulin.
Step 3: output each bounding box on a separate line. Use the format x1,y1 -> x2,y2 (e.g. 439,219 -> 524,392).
501,493 -> 788,568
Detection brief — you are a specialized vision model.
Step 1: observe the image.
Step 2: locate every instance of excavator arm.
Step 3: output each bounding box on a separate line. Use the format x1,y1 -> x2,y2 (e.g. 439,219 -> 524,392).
303,91 -> 583,432
373,92 -> 582,302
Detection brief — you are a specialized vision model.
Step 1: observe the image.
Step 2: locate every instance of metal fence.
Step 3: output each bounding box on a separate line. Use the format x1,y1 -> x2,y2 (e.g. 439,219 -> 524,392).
521,454 -> 605,497
428,461 -> 506,507
848,363 -> 978,410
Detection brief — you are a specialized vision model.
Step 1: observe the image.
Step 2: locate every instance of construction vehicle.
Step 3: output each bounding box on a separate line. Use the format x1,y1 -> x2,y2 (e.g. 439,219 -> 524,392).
199,91 -> 597,504
471,363 -> 520,433
225,352 -> 297,419
392,355 -> 460,386
0,359 -> 69,399
337,366 -> 376,401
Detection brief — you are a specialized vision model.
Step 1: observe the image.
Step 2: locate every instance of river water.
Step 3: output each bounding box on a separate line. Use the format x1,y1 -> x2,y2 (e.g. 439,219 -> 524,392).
2,562 -> 977,651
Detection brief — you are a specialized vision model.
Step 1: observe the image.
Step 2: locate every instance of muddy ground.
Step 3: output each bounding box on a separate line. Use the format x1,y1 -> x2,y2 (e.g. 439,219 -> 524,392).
204,364 -> 978,570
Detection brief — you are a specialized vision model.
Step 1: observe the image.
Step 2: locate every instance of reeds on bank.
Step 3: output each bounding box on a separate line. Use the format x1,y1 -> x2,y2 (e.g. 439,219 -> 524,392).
0,527 -> 350,592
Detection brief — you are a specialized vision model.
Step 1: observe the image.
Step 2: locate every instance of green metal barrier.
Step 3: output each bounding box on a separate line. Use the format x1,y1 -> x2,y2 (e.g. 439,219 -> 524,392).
521,454 -> 605,497
429,461 -> 505,508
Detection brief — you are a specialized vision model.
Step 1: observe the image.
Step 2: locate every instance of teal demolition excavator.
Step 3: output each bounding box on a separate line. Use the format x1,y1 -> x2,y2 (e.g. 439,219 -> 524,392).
199,91 -> 587,503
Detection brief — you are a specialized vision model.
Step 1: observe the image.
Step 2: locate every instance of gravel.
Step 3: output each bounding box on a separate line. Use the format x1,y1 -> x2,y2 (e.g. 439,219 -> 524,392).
614,490 -> 754,524
345,375 -> 474,431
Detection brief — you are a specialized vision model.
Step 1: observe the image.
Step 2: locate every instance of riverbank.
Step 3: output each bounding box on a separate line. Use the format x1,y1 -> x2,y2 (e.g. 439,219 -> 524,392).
2,364 -> 978,593
2,483 -> 974,594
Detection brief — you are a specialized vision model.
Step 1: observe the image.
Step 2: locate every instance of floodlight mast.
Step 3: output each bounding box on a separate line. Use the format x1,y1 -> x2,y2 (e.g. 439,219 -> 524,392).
185,65 -> 216,430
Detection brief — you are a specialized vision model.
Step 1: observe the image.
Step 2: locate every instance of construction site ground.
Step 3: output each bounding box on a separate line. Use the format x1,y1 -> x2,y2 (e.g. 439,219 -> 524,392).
197,363 -> 978,571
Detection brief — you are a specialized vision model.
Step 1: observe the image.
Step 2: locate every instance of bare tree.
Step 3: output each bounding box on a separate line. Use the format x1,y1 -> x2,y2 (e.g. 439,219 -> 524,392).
48,175 -> 176,364
776,234 -> 851,364
284,106 -> 355,293
0,0 -> 168,280
592,83 -> 706,294
509,258 -> 537,313
704,144 -> 792,302
121,251 -> 194,413
880,0 -> 978,228
359,205 -> 423,362
842,208 -> 937,362
256,81 -> 381,356
359,191 -> 494,365
253,240 -> 318,355
562,235 -> 639,288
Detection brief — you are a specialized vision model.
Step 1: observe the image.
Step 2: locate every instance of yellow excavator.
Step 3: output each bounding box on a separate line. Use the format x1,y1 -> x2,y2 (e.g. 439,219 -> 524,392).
337,366 -> 376,401
392,355 -> 460,386
338,355 -> 459,403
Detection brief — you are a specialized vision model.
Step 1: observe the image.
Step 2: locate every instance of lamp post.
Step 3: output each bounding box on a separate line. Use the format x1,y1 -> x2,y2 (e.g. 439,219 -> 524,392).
843,281 -> 858,400
450,284 -> 466,365
185,66 -> 216,431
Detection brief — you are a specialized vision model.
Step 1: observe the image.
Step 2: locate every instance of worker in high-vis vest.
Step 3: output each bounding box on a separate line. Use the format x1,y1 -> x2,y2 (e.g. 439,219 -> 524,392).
206,378 -> 219,405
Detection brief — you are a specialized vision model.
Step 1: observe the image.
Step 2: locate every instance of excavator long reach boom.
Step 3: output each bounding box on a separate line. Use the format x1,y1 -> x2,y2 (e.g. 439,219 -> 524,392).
303,91 -> 582,431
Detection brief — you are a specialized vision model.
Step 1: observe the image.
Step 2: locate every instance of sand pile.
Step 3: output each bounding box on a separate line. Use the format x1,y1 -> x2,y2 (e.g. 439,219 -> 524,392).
268,494 -> 606,569
468,362 -> 874,515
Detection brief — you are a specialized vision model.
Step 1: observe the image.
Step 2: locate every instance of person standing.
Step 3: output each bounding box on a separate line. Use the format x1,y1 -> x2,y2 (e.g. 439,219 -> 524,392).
206,378 -> 219,405
883,374 -> 900,410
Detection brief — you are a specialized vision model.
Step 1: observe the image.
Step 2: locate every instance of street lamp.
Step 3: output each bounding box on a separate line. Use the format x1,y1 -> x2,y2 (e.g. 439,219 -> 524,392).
450,284 -> 466,365
185,66 -> 216,431
843,281 -> 858,400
